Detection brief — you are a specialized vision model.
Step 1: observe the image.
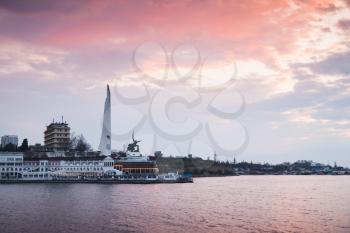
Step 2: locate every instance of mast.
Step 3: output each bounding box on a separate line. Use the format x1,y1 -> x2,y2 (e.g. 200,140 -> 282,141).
99,84 -> 112,156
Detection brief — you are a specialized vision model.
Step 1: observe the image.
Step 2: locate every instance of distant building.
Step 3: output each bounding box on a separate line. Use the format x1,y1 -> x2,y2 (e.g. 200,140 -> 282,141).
44,119 -> 70,151
30,143 -> 47,152
1,135 -> 18,148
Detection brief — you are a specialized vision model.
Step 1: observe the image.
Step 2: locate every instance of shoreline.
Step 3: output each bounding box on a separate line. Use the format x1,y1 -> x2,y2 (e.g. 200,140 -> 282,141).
0,179 -> 193,184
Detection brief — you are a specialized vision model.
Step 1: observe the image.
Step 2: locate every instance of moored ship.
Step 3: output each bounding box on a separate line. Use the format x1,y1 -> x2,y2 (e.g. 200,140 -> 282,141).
114,133 -> 159,180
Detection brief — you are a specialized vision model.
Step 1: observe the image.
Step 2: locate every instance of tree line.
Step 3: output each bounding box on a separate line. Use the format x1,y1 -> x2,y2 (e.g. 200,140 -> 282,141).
0,138 -> 29,152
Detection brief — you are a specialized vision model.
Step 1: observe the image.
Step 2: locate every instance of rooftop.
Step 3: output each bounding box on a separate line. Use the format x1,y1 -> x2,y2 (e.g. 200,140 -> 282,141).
23,156 -> 107,161
0,152 -> 23,156
46,122 -> 69,128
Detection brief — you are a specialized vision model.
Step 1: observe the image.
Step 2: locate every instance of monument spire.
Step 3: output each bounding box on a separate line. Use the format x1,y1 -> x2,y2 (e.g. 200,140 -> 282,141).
99,84 -> 111,156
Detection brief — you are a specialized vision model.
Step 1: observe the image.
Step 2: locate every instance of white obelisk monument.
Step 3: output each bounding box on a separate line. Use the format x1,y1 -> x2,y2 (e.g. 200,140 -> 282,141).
99,84 -> 112,156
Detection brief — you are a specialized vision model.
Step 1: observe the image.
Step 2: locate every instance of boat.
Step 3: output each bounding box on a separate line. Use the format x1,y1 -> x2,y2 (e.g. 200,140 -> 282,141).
113,132 -> 159,180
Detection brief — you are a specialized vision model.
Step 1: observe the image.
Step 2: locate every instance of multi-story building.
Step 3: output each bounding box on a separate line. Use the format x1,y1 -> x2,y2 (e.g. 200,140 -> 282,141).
1,135 -> 18,148
22,156 -> 119,180
44,121 -> 70,151
0,152 -> 23,179
0,152 -> 120,180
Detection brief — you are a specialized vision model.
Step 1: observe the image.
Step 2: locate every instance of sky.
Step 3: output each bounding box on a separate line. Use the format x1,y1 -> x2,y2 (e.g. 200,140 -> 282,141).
0,0 -> 349,165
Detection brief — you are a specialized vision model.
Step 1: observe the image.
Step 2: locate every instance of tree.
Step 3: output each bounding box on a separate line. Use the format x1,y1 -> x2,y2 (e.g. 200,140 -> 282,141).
154,151 -> 163,159
69,133 -> 91,152
76,135 -> 91,152
69,132 -> 77,150
19,139 -> 29,152
3,143 -> 17,152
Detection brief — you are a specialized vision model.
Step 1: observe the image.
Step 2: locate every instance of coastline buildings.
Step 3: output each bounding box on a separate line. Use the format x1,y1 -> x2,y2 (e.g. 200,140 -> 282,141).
44,119 -> 70,151
0,85 -> 154,181
0,85 -> 161,181
1,135 -> 18,148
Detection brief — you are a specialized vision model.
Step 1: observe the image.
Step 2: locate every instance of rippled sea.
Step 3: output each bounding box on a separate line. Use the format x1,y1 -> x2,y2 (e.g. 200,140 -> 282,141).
0,176 -> 349,233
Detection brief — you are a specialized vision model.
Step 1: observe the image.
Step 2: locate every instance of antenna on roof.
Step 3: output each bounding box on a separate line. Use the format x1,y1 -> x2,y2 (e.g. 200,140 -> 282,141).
62,116 -> 64,123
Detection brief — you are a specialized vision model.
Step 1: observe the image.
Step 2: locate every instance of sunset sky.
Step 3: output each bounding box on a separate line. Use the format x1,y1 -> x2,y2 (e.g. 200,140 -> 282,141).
0,0 -> 349,165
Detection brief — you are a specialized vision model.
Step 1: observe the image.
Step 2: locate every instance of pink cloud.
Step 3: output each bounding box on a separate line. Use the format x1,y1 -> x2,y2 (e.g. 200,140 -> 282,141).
0,0 -> 338,64
337,19 -> 350,30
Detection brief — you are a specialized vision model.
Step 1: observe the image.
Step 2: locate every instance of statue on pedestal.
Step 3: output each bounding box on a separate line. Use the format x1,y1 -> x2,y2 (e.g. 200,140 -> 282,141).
127,131 -> 141,152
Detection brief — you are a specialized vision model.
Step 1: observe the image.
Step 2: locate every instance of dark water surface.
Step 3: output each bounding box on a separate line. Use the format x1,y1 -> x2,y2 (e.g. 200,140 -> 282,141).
0,176 -> 349,233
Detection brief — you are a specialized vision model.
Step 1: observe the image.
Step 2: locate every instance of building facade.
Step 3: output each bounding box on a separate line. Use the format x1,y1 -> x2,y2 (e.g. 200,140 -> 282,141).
22,156 -> 120,180
0,152 -> 23,179
44,121 -> 70,151
0,152 -> 121,180
1,135 -> 18,148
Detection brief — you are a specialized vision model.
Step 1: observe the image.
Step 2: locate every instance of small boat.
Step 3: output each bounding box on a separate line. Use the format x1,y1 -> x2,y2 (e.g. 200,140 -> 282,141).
159,172 -> 179,181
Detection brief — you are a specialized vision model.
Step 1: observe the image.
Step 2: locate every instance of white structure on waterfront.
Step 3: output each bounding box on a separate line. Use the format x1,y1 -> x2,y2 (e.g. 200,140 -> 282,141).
0,152 -> 23,179
0,152 -> 121,180
1,135 -> 18,148
99,84 -> 112,156
22,156 -> 121,180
